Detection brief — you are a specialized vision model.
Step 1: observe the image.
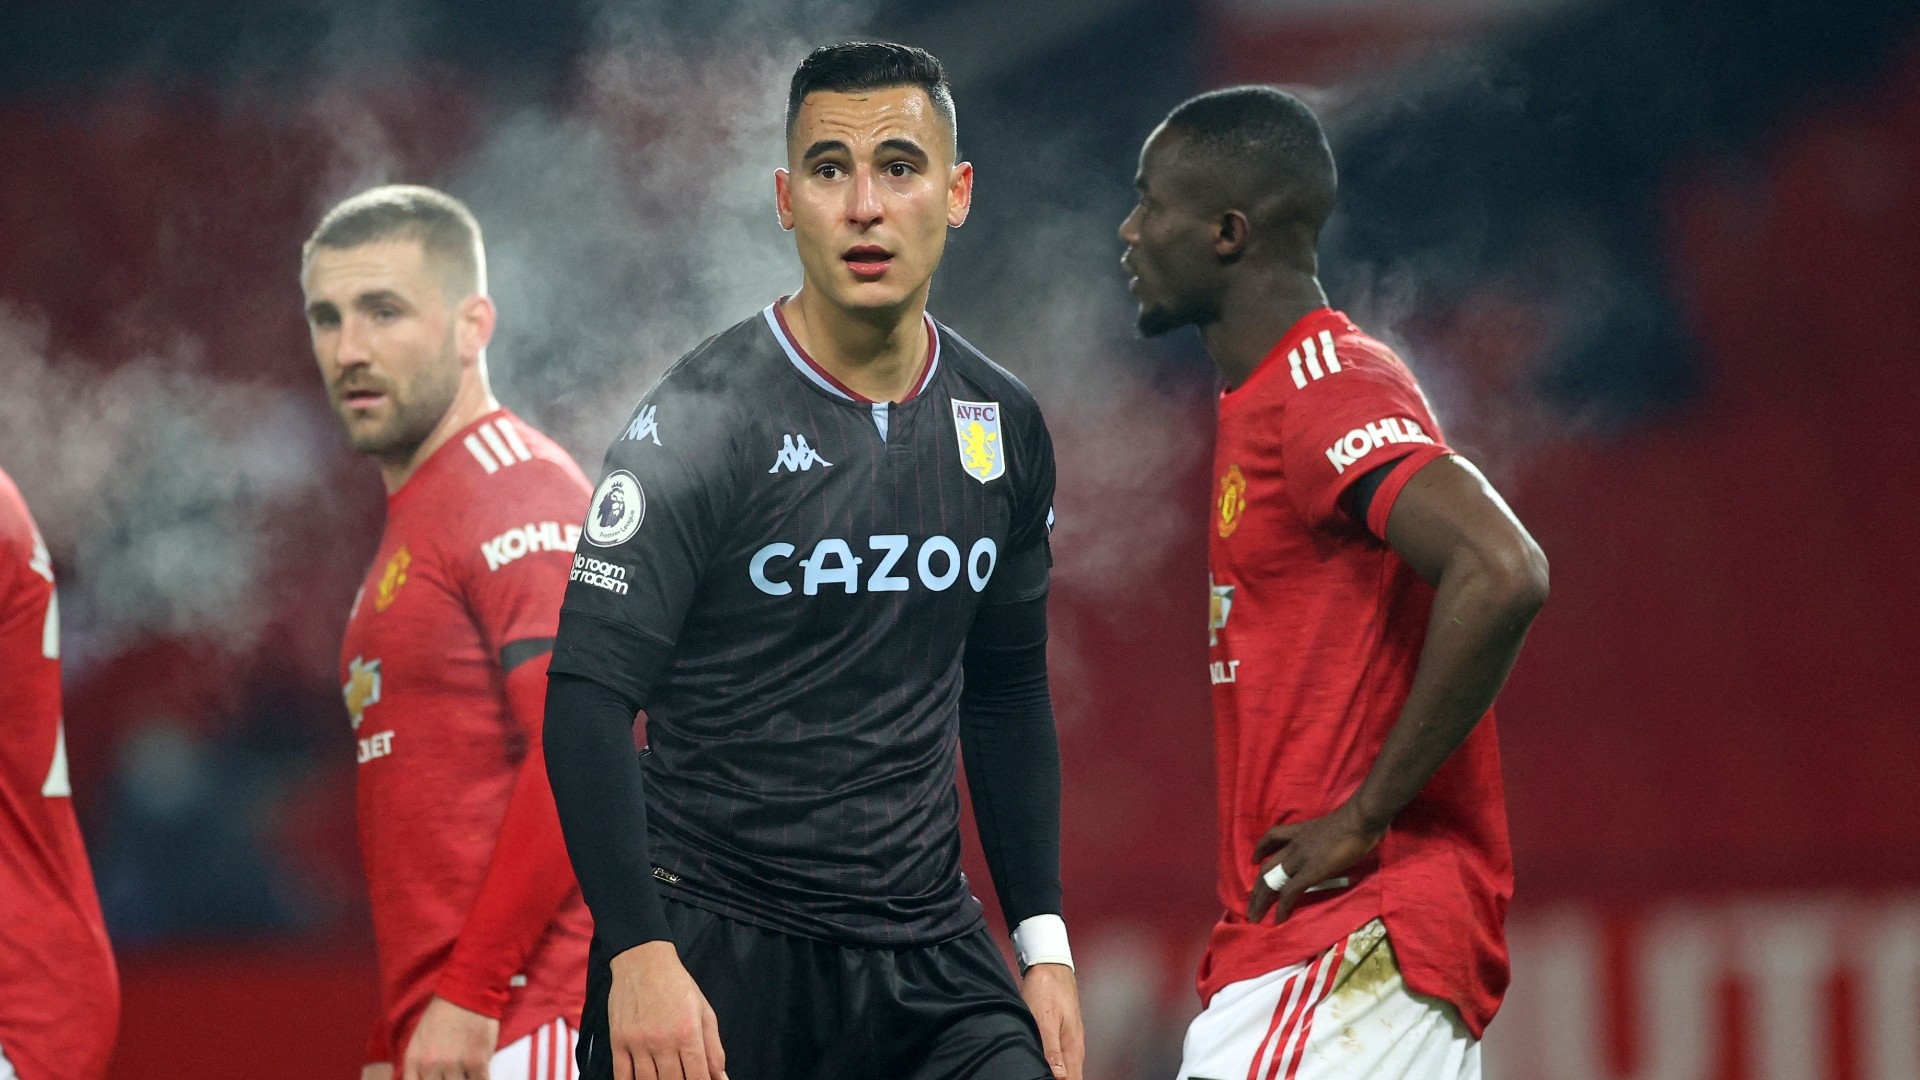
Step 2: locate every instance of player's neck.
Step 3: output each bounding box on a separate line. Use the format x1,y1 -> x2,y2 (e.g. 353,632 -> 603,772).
782,286 -> 930,403
1202,272 -> 1329,390
377,372 -> 500,495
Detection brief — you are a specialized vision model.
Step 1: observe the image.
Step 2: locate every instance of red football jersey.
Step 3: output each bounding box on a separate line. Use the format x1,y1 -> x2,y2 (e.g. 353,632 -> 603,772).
340,410 -> 593,1060
0,467 -> 118,1080
1198,309 -> 1514,1037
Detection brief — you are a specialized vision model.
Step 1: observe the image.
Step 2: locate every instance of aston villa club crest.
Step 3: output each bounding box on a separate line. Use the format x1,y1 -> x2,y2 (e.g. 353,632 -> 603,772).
951,399 -> 1005,483
585,470 -> 645,547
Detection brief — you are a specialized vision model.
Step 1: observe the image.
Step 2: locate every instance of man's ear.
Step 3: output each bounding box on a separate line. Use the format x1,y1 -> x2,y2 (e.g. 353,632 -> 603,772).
774,168 -> 796,232
946,161 -> 975,228
1215,209 -> 1251,259
457,294 -> 497,362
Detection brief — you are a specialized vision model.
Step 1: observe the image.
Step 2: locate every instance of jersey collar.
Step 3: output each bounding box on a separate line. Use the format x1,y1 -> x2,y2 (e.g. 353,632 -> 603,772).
1219,307 -> 1353,413
762,298 -> 941,406
388,407 -> 517,509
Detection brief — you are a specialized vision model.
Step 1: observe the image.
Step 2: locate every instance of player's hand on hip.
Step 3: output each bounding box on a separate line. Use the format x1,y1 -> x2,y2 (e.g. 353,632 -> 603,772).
1247,800 -> 1386,925
607,940 -> 727,1080
401,996 -> 499,1080
362,1064 -> 395,1080
1020,962 -> 1086,1080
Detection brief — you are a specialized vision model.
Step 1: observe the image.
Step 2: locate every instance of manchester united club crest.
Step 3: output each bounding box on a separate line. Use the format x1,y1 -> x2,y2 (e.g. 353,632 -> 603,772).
1217,464 -> 1247,538
374,546 -> 411,612
586,469 -> 645,547
343,656 -> 382,731
951,400 -> 1005,484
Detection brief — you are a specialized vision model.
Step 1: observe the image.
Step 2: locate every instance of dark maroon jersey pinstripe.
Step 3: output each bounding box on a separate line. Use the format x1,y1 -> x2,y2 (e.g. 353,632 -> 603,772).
550,302 -> 1055,946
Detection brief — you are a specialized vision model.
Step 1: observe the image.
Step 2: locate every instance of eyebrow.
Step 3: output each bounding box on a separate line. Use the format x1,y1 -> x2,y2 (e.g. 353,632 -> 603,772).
801,139 -> 850,163
799,137 -> 933,165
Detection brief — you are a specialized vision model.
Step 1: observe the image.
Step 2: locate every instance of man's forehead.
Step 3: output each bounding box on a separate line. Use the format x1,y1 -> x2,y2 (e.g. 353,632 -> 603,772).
304,238 -> 431,294
793,85 -> 947,149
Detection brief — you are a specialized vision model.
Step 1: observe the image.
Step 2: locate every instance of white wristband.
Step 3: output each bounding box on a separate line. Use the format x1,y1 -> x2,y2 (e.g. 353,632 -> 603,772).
1012,914 -> 1074,971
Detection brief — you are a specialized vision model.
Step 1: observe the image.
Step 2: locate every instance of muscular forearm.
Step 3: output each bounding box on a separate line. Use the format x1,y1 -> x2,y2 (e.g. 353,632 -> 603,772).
1350,547 -> 1545,831
543,669 -> 672,956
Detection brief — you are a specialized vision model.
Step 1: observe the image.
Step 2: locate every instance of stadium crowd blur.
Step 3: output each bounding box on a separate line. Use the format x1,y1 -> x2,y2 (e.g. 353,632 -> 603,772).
3,0 -> 1917,1076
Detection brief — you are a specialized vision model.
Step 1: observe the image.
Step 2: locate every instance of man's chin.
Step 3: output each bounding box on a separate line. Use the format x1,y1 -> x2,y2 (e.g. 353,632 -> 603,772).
1135,304 -> 1187,339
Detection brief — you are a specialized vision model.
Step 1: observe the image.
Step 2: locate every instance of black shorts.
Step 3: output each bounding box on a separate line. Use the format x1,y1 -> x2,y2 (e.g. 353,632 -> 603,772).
578,896 -> 1050,1080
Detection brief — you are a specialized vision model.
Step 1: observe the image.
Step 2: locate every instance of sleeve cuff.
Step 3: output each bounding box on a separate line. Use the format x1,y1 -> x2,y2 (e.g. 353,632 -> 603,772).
432,970 -> 509,1021
1364,446 -> 1451,539
1012,914 -> 1073,971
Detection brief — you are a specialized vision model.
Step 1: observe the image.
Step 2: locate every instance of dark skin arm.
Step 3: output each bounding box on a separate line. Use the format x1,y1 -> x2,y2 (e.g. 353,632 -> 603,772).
1247,454 -> 1549,922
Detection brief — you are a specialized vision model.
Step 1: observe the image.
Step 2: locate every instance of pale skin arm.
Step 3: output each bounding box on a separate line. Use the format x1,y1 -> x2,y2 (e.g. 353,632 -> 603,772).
362,1065 -> 393,1080
1248,455 -> 1549,922
1021,964 -> 1085,1080
605,941 -> 726,1080
401,997 -> 500,1080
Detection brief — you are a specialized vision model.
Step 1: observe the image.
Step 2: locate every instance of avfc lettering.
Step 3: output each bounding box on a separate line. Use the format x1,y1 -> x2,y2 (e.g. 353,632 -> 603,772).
1324,417 -> 1434,474
750,535 -> 998,596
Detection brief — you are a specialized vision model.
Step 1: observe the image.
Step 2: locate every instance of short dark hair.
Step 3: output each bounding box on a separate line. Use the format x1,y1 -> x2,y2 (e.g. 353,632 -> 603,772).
301,184 -> 486,297
1163,87 -> 1336,223
786,41 -> 957,151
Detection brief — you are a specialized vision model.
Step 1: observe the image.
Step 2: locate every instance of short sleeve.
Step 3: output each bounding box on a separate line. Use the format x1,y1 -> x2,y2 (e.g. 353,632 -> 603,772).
982,398 -> 1055,606
1279,339 -> 1452,531
455,459 -> 592,657
549,382 -> 741,705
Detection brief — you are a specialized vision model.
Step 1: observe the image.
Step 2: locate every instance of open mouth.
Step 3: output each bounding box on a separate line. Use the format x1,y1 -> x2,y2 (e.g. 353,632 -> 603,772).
842,245 -> 894,279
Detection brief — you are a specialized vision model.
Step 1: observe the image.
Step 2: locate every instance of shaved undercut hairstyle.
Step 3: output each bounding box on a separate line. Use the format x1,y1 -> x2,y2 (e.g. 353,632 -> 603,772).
786,41 -> 957,154
1163,86 -> 1337,232
301,184 -> 488,298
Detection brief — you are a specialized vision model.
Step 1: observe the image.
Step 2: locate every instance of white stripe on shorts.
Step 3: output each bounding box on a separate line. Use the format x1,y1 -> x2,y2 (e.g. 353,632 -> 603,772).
1175,920 -> 1481,1080
491,1016 -> 577,1080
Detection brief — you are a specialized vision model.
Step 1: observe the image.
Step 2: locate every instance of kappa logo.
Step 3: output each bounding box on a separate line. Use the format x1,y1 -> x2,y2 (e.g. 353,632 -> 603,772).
623,405 -> 662,446
951,400 -> 1004,483
374,546 -> 411,612
769,434 -> 832,474
343,656 -> 381,731
1325,417 -> 1434,474
481,521 -> 582,571
585,471 -> 645,547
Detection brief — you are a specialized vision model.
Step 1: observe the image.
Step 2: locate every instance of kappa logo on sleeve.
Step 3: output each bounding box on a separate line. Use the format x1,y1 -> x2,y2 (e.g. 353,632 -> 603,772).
623,405 -> 662,446
1324,417 -> 1433,474
585,471 -> 645,547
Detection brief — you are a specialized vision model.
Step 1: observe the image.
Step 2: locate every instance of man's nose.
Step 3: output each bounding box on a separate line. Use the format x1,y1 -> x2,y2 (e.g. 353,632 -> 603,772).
849,165 -> 884,227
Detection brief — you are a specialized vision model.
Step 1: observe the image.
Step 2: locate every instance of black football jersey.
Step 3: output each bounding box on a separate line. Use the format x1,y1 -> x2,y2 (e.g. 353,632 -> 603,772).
550,301 -> 1056,946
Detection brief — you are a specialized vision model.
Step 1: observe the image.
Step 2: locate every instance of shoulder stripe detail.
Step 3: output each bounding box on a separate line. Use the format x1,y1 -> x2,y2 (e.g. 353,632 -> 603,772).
464,434 -> 500,474
1288,330 -> 1345,390
495,419 -> 534,462
478,423 -> 516,471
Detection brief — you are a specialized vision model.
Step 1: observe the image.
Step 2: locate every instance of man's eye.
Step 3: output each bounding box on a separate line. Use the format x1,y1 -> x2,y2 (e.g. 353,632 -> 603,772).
373,308 -> 398,321
886,162 -> 914,177
817,164 -> 843,179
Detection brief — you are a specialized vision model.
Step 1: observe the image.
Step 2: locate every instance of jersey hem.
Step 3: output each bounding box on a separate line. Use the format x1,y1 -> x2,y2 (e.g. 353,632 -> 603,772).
648,867 -> 988,950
